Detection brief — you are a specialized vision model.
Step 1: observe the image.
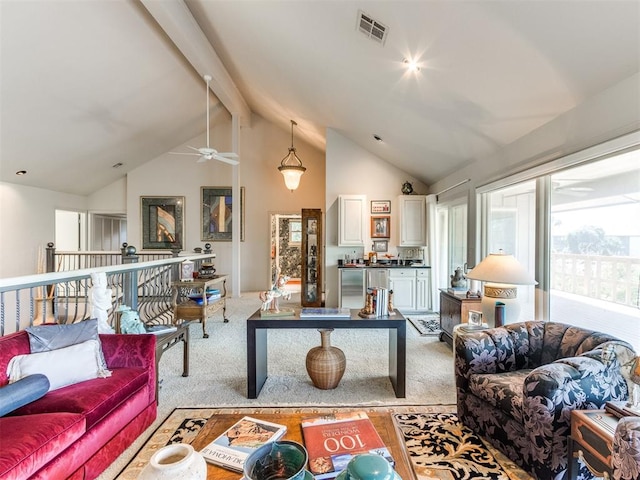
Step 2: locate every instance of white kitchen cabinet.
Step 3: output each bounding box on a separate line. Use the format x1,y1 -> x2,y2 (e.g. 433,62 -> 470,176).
338,195 -> 366,246
389,268 -> 432,312
398,195 -> 427,246
389,269 -> 416,311
416,269 -> 431,311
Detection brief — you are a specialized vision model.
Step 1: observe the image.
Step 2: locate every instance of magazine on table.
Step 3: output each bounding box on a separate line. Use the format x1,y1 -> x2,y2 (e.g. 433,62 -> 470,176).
300,307 -> 351,318
301,411 -> 394,479
199,416 -> 287,472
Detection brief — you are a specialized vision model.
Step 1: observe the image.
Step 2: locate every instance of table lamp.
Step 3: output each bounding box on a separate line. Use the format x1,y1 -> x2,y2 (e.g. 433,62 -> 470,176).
465,251 -> 537,327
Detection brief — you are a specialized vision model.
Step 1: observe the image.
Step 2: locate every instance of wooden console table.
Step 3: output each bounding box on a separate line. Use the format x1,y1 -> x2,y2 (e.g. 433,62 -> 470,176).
171,275 -> 228,338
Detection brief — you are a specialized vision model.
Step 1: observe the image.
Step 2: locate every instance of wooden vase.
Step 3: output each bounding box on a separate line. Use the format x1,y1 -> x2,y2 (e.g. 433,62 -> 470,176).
305,328 -> 346,389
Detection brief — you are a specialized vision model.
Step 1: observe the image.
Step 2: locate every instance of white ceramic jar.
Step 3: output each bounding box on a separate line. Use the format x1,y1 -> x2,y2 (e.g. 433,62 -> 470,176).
139,443 -> 207,480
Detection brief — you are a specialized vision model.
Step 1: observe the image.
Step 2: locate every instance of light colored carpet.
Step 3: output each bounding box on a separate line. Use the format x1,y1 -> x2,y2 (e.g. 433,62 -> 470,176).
406,313 -> 442,336
98,292 -> 456,479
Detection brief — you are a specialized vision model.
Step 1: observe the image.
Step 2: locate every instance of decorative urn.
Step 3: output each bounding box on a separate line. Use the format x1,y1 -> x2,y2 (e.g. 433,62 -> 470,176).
450,267 -> 467,289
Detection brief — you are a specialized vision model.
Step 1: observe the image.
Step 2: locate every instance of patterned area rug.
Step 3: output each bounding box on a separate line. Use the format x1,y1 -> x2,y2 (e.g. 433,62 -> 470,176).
394,412 -> 533,480
407,313 -> 442,336
116,406 -> 533,480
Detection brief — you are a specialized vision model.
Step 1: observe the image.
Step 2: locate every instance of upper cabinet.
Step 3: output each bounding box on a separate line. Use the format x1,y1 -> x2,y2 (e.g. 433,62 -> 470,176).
398,195 -> 427,246
338,195 -> 366,246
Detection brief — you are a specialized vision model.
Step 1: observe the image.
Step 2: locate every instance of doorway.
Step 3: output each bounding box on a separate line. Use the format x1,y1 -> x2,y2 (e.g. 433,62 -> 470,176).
270,213 -> 302,292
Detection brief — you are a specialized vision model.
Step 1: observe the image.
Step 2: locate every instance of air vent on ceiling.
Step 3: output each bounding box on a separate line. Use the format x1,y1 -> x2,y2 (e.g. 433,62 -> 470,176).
357,10 -> 388,45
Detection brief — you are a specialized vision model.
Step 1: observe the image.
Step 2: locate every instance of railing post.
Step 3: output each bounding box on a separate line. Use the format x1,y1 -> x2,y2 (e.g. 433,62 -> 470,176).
45,242 -> 56,299
122,245 -> 139,311
171,247 -> 182,281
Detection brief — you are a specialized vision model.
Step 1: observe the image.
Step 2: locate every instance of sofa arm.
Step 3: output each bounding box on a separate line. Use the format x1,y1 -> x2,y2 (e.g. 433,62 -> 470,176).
100,333 -> 156,370
100,334 -> 157,404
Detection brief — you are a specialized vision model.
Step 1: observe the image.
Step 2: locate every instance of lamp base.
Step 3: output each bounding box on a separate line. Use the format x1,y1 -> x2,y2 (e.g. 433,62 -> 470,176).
480,284 -> 521,328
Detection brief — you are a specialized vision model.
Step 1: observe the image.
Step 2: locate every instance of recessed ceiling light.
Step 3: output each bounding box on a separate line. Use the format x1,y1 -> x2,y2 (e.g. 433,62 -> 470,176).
403,58 -> 421,72
373,134 -> 383,142
15,170 -> 27,176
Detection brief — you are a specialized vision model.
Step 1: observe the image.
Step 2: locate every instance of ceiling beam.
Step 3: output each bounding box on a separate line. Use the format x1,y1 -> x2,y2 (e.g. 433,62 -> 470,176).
141,0 -> 251,127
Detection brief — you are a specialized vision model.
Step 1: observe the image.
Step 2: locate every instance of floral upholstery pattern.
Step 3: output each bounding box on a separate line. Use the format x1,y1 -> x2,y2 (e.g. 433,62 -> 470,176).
613,416 -> 640,480
455,321 -> 633,480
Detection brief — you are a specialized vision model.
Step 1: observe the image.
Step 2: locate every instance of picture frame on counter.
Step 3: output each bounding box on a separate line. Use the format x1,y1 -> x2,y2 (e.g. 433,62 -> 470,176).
371,200 -> 391,214
371,216 -> 390,238
372,240 -> 388,252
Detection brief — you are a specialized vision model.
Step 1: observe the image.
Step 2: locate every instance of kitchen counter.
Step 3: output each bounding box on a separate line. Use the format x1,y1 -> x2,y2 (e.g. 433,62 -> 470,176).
338,264 -> 430,269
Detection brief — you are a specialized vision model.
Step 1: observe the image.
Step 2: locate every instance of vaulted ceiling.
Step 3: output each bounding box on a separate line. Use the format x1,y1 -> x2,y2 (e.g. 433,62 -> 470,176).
1,1 -> 638,196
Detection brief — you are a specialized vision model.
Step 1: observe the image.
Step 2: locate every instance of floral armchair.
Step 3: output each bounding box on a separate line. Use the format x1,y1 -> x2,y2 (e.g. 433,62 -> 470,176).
454,321 -> 633,480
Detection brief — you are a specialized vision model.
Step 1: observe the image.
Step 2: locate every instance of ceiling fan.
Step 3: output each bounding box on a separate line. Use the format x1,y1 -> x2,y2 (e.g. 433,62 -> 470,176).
170,74 -> 239,165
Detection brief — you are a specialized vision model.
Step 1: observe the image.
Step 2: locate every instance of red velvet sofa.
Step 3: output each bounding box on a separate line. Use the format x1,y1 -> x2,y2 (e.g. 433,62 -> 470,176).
0,331 -> 157,480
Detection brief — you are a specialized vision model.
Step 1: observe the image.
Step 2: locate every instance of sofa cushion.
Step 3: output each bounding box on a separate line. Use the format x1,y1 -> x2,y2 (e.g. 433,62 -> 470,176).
0,332 -> 31,386
0,412 -> 85,480
26,319 -> 108,369
7,339 -> 111,391
9,367 -> 149,429
469,369 -> 532,423
0,374 -> 50,417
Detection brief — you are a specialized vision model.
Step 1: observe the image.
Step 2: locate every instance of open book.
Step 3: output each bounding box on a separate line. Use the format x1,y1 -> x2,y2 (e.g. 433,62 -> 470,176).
199,416 -> 287,472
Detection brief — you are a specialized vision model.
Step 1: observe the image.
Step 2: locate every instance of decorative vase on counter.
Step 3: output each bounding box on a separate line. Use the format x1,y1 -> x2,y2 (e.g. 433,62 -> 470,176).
450,267 -> 467,289
139,443 -> 207,480
306,328 -> 346,389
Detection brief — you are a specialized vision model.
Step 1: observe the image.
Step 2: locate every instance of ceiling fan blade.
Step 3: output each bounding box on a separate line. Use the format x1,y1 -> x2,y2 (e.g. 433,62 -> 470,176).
216,152 -> 239,159
170,151 -> 200,156
213,154 -> 239,165
187,145 -> 202,153
196,156 -> 209,163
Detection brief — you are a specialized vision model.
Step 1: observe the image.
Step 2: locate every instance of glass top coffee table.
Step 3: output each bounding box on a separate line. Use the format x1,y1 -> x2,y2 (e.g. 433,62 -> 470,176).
246,308 -> 407,399
189,410 -> 416,480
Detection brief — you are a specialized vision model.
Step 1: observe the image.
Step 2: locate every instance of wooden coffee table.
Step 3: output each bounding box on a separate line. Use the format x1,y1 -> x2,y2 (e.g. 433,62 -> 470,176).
190,410 -> 416,480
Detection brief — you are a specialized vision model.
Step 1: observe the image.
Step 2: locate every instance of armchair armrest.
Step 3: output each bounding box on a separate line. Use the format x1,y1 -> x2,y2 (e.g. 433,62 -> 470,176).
613,416 -> 640,480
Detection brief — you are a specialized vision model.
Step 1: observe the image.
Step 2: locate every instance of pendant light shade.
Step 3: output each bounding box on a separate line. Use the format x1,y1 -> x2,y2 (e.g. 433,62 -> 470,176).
278,120 -> 306,191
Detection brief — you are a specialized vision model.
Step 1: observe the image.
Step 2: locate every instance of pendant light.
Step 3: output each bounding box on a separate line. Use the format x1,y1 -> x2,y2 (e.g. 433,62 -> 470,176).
278,120 -> 306,191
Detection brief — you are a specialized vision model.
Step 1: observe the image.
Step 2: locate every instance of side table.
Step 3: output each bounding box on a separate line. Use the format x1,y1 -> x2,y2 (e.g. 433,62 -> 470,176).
153,322 -> 189,403
171,274 -> 228,338
568,409 -> 619,479
439,289 -> 481,347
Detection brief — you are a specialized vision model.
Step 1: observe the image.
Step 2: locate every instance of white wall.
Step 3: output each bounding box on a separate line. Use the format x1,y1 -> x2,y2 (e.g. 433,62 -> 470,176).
0,182 -> 86,277
126,113 -> 325,293
324,129 -> 428,307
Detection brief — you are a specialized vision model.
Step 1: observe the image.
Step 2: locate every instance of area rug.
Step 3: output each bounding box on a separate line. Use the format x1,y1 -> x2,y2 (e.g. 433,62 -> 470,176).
407,313 -> 442,336
394,412 -> 533,480
116,406 -> 533,480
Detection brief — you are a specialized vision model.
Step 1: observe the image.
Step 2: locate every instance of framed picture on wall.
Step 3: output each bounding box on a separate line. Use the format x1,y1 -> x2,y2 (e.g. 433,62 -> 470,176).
372,240 -> 388,253
371,200 -> 391,214
141,196 -> 184,250
201,187 -> 245,242
371,216 -> 390,238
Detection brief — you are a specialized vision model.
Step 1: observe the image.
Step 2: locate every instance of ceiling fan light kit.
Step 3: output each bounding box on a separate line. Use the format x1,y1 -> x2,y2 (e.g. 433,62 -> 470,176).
169,74 -> 239,165
278,120 -> 306,192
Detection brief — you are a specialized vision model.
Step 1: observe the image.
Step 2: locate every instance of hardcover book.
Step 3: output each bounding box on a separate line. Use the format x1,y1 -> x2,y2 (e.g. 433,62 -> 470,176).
300,307 -> 351,318
301,411 -> 394,479
199,416 -> 287,472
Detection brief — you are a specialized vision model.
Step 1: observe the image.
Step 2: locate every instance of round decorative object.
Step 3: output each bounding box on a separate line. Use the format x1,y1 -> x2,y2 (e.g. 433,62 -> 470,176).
306,328 -> 346,389
335,454 -> 400,480
450,267 -> 467,289
244,440 -> 310,480
401,181 -> 413,195
125,245 -> 137,256
139,443 -> 207,480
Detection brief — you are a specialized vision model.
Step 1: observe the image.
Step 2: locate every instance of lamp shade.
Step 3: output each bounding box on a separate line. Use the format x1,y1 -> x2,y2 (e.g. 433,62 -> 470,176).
466,252 -> 537,285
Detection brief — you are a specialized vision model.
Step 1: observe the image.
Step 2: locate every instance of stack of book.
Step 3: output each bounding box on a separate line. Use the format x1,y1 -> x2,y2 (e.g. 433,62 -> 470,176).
367,287 -> 390,317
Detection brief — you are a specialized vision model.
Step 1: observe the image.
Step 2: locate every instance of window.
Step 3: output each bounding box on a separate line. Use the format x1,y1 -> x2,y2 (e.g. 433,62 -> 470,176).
550,151 -> 640,347
289,220 -> 302,245
477,135 -> 640,351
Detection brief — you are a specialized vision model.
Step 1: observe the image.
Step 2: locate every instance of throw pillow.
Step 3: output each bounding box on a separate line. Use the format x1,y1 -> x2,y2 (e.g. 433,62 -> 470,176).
0,374 -> 50,416
26,318 -> 107,369
6,339 -> 111,391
